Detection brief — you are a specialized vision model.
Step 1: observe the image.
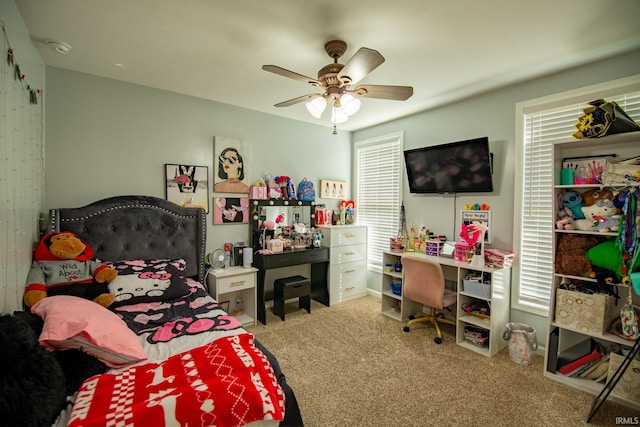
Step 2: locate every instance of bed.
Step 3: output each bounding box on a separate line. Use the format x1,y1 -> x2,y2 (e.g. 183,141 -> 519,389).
29,195 -> 302,427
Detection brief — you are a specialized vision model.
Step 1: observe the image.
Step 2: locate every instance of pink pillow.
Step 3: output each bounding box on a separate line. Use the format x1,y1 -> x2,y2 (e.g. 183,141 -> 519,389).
31,295 -> 147,368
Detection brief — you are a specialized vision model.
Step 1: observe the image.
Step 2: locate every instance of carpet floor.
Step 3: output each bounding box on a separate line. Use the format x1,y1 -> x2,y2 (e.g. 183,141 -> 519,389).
246,295 -> 640,427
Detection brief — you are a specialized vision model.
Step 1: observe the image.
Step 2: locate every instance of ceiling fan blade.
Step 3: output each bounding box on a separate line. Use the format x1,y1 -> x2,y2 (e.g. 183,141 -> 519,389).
337,48 -> 385,85
350,85 -> 413,100
274,93 -> 323,107
262,65 -> 321,87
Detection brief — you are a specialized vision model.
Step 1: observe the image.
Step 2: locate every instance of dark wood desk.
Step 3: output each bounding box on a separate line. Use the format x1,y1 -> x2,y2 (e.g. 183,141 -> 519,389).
253,247 -> 330,324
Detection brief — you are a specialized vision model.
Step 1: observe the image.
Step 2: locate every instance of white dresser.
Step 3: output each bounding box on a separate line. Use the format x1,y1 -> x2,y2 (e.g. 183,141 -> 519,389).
319,225 -> 367,305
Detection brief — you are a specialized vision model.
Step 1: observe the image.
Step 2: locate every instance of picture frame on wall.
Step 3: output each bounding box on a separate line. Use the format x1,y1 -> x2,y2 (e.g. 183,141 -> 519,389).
461,210 -> 492,244
213,195 -> 250,224
213,136 -> 250,194
165,164 -> 209,212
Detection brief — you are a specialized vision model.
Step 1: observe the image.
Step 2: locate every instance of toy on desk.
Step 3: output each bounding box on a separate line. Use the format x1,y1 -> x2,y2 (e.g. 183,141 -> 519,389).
274,175 -> 295,199
464,203 -> 490,211
460,221 -> 488,267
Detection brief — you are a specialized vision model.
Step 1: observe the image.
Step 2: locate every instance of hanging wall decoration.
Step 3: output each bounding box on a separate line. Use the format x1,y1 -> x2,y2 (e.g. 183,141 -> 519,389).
320,180 -> 346,199
1,21 -> 42,104
165,164 -> 209,212
213,196 -> 249,224
213,136 -> 250,194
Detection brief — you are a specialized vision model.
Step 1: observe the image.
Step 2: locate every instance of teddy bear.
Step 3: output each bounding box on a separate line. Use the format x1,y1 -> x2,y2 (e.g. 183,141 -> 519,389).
574,200 -> 621,232
554,234 -> 601,277
24,231 -> 117,308
581,189 -> 613,207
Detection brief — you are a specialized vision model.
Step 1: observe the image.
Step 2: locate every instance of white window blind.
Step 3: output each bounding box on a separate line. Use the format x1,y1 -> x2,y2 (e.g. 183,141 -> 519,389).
516,86 -> 640,315
355,132 -> 403,270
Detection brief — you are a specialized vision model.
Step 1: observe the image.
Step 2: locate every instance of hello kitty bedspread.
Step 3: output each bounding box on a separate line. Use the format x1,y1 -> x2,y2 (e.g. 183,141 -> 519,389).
67,280 -> 285,427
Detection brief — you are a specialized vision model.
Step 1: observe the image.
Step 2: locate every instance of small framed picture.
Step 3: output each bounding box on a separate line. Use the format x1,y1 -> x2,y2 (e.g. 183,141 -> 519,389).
213,195 -> 250,224
165,164 -> 209,212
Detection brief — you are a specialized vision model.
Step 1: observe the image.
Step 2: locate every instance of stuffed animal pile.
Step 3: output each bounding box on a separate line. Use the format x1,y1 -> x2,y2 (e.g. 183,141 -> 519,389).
24,231 -> 117,308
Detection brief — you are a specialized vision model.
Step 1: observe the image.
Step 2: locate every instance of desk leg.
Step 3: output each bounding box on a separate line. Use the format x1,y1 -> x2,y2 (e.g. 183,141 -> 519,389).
310,261 -> 330,307
257,268 -> 267,324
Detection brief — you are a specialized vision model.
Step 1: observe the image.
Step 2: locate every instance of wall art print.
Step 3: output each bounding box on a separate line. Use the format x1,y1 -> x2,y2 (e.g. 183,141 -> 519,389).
213,196 -> 249,224
165,164 -> 209,212
214,136 -> 250,194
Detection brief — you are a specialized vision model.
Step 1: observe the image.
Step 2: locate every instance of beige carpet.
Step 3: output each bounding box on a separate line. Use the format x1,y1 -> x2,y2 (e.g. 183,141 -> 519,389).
246,295 -> 640,427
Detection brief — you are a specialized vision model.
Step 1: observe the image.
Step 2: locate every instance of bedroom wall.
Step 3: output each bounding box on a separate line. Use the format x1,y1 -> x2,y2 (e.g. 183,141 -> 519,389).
43,67 -> 352,255
353,48 -> 640,343
0,1 -> 46,313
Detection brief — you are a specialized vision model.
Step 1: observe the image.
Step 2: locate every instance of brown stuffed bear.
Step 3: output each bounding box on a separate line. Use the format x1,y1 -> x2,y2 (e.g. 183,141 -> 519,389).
24,232 -> 117,308
554,234 -> 603,277
581,189 -> 613,207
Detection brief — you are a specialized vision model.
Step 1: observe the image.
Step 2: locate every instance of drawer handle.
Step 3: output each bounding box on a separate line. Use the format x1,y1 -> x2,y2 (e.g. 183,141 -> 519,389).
345,234 -> 355,238
345,286 -> 356,291
229,280 -> 246,287
344,251 -> 356,255
345,269 -> 356,273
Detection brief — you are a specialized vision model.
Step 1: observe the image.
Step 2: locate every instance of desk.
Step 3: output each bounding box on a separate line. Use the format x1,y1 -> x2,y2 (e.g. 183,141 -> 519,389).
381,250 -> 511,357
254,247 -> 330,324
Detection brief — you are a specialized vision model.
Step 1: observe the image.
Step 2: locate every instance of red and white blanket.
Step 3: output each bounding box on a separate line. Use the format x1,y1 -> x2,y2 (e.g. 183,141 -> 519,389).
68,333 -> 285,427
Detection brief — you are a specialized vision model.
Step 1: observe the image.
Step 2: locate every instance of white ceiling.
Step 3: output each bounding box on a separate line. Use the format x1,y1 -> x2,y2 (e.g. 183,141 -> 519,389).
15,0 -> 640,132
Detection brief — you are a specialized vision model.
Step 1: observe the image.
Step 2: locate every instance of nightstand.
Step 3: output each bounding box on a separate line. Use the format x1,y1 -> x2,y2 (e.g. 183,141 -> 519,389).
207,266 -> 257,326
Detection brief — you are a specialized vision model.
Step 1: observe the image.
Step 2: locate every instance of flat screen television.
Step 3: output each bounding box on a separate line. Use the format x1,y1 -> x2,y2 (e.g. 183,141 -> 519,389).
404,137 -> 493,194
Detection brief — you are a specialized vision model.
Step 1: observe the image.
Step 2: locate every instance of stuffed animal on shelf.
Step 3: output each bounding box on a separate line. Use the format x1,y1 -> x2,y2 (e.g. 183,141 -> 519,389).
581,189 -> 613,207
562,191 -> 585,219
554,234 -> 601,277
574,200 -> 621,232
24,231 -> 117,308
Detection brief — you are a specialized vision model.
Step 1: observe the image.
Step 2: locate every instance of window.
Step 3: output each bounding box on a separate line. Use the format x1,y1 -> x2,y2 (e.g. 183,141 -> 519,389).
514,76 -> 640,316
354,132 -> 403,271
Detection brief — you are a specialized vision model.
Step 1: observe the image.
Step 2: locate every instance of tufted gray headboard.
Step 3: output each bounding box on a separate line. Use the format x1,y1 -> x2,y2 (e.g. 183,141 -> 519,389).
48,195 -> 207,283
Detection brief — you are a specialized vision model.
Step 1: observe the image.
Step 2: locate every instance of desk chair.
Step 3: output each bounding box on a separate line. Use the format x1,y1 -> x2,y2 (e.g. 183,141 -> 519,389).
401,255 -> 457,344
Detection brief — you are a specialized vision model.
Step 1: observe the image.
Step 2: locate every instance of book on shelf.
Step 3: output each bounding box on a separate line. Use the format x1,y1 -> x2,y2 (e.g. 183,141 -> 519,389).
557,342 -> 602,376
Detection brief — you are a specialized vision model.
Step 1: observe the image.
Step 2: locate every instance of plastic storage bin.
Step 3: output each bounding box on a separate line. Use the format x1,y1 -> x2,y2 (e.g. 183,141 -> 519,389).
391,279 -> 402,296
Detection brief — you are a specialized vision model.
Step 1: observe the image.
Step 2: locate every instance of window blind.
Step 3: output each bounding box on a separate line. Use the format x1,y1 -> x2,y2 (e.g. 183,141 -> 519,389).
516,89 -> 640,315
355,132 -> 403,271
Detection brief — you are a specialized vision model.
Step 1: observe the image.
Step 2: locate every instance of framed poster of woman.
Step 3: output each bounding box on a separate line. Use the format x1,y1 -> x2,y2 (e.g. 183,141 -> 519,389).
213,136 -> 250,194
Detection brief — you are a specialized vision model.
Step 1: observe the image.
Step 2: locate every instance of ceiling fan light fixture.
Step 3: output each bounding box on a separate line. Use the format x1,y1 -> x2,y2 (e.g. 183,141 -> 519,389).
306,96 -> 326,119
331,106 -> 349,124
340,93 -> 361,116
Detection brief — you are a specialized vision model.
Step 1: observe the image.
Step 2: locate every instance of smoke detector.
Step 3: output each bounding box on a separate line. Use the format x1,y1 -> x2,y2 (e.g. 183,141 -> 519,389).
46,41 -> 72,55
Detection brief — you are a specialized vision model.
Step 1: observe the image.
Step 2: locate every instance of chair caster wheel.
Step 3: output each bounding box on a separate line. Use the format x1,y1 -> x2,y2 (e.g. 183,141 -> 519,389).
403,326 -> 410,333
434,337 -> 442,344
408,314 -> 415,320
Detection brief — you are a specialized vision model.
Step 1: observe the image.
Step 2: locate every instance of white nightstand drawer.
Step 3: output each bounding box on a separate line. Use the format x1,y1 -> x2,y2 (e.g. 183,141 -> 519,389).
330,244 -> 367,264
216,273 -> 255,294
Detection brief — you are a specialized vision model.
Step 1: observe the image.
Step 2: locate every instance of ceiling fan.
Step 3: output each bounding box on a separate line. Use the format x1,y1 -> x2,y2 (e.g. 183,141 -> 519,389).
262,40 -> 413,133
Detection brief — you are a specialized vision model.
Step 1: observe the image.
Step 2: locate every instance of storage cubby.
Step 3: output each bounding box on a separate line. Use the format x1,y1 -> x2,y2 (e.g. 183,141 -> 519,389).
544,131 -> 640,411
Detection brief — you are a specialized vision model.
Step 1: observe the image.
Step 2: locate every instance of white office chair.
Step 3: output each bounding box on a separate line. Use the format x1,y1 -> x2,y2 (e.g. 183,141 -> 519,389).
401,254 -> 457,344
